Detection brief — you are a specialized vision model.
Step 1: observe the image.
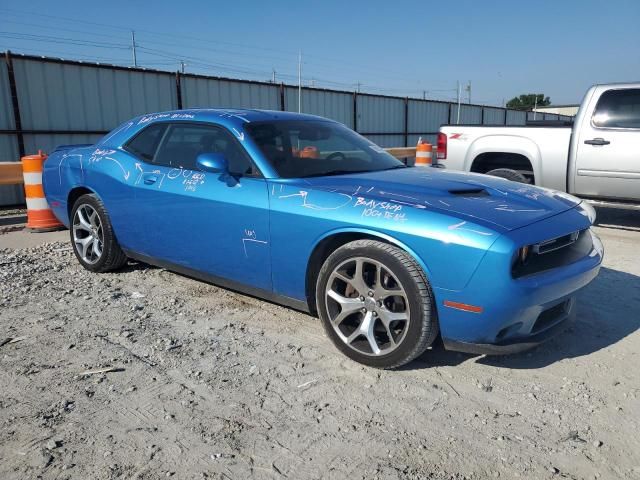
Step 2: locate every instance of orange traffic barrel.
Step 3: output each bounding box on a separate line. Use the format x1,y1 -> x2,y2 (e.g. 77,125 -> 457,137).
415,138 -> 432,167
21,151 -> 63,232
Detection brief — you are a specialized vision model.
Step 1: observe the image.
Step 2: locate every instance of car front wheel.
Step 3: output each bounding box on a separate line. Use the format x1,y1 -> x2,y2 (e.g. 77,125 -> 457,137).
316,239 -> 438,369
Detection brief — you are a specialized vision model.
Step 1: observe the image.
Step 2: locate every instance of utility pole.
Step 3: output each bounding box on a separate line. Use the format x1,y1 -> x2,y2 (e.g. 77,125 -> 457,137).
297,50 -> 302,113
465,80 -> 471,104
272,69 -> 276,83
422,90 -> 426,100
533,95 -> 538,120
180,61 -> 185,74
131,30 -> 137,67
356,82 -> 362,93
456,80 -> 461,124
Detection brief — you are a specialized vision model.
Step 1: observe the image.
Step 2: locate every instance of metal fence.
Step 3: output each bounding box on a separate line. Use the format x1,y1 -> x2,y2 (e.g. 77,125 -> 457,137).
0,52 -> 573,206
526,111 -> 573,122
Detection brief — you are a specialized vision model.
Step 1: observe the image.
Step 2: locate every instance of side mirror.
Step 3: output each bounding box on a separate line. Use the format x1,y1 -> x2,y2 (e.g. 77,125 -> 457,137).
197,152 -> 228,173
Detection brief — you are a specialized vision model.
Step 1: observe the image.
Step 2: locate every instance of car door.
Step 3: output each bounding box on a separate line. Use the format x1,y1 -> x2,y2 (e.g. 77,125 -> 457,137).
133,122 -> 272,292
573,87 -> 640,201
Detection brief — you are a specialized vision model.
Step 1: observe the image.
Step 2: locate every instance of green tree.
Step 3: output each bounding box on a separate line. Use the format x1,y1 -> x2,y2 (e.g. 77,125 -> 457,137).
506,94 -> 551,110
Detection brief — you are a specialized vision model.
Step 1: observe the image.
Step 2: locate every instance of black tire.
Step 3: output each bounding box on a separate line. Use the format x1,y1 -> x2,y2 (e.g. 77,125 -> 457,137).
485,168 -> 529,183
316,239 -> 438,369
70,193 -> 128,273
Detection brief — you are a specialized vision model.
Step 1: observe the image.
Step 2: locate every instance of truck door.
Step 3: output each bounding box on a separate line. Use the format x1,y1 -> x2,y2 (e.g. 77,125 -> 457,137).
573,87 -> 640,201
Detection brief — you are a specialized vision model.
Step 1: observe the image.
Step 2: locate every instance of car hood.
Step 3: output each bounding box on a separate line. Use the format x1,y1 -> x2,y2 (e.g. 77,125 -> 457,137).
294,167 -> 580,231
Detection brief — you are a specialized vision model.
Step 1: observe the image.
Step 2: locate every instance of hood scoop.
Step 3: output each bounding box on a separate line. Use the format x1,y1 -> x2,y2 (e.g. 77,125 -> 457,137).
448,188 -> 489,197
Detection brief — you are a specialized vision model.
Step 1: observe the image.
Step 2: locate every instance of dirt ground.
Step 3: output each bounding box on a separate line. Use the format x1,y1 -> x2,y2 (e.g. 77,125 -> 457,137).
1,208 -> 639,480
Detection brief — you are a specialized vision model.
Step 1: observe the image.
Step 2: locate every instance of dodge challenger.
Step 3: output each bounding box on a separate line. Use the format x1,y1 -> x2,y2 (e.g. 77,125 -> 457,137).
42,109 -> 603,368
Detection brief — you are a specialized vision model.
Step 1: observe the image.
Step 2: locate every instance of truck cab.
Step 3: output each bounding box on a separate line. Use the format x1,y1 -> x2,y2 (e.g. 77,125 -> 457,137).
569,84 -> 640,202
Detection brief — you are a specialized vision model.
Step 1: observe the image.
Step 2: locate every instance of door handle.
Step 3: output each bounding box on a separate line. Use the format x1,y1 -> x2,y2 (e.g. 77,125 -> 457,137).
584,138 -> 610,146
143,175 -> 158,185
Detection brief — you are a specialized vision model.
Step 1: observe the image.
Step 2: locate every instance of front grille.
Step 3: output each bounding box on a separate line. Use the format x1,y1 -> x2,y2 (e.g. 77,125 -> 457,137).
533,231 -> 580,255
512,229 -> 592,278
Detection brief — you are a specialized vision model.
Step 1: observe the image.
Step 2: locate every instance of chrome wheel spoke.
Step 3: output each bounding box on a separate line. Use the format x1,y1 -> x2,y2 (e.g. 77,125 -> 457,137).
89,209 -> 99,229
92,238 -> 102,258
360,311 -> 381,355
327,289 -> 364,326
379,309 -> 408,324
79,236 -> 93,260
379,309 -> 407,347
75,207 -> 92,232
374,263 -> 402,299
349,258 -> 370,296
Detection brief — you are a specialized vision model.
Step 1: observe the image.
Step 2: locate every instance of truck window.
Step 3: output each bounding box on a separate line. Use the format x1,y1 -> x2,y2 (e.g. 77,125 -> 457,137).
592,88 -> 640,129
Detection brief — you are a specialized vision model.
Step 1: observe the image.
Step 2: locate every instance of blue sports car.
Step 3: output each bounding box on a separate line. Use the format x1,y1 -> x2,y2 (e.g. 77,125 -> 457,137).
43,109 -> 603,368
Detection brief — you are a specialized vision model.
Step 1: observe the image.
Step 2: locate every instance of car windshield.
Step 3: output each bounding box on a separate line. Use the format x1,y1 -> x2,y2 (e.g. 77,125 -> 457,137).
246,120 -> 405,178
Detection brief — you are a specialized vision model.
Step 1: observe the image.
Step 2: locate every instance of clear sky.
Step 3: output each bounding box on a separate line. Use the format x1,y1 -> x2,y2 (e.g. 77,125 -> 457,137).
1,0 -> 638,106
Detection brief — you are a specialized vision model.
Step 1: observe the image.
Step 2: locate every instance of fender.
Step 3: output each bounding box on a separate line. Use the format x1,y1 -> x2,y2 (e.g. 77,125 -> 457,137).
464,134 -> 542,182
310,226 -> 435,281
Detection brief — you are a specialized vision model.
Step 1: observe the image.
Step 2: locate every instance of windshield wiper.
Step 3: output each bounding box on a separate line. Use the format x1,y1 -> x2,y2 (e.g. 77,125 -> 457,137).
380,164 -> 407,171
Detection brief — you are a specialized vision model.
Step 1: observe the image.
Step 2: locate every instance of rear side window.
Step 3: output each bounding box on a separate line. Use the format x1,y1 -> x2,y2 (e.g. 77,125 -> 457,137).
592,88 -> 640,129
124,123 -> 167,161
154,124 -> 255,175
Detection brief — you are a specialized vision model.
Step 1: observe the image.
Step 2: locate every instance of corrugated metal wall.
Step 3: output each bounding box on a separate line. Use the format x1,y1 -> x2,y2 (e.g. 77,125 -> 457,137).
408,100 -> 449,134
483,107 -> 505,124
284,87 -> 353,128
450,104 -> 483,124
506,110 -> 527,125
0,53 -> 575,206
13,58 -> 177,131
182,76 -> 279,110
356,95 -> 405,134
0,58 -> 23,205
526,111 -> 573,123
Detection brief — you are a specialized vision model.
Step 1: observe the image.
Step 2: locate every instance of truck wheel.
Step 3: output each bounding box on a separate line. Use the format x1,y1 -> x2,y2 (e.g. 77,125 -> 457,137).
70,194 -> 128,273
486,168 -> 529,183
316,239 -> 438,369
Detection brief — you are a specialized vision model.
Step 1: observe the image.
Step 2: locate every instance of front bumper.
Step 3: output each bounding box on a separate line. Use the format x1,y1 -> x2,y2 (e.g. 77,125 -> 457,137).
435,210 -> 603,355
442,300 -> 575,354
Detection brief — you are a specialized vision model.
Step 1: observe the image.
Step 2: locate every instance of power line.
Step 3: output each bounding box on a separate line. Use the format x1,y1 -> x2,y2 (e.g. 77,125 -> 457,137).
0,19 -> 501,105
0,8 -> 458,90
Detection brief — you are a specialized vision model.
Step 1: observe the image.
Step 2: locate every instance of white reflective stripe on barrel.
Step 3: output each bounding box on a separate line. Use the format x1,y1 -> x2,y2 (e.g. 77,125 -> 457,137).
26,197 -> 51,210
23,172 -> 43,185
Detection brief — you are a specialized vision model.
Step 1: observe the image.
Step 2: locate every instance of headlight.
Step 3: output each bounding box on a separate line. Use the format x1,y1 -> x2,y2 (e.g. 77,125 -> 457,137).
516,245 -> 531,264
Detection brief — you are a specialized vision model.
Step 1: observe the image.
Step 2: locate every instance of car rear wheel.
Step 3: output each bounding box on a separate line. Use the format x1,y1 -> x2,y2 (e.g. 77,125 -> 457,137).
70,194 -> 127,273
486,168 -> 529,183
316,239 -> 438,369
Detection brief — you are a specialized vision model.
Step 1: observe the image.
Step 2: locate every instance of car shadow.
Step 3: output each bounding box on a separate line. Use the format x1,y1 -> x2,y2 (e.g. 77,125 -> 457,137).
410,266 -> 640,370
121,260 -> 160,273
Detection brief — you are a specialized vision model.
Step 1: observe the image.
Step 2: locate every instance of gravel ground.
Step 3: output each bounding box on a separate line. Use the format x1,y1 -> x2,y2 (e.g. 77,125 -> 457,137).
0,209 -> 639,480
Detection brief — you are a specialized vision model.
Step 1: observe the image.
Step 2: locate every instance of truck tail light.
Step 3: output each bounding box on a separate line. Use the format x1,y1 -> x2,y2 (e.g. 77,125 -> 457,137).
437,132 -> 447,160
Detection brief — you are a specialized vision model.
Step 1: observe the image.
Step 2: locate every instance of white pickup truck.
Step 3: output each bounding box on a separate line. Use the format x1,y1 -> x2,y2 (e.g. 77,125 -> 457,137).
437,82 -> 640,210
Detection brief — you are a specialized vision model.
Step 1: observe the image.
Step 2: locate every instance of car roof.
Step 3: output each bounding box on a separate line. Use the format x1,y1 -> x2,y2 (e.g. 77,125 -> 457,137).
139,108 -> 333,126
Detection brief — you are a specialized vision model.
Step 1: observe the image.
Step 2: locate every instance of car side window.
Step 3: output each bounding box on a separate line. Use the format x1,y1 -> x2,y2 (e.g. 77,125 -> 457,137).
124,123 -> 167,161
592,88 -> 640,129
154,124 -> 256,175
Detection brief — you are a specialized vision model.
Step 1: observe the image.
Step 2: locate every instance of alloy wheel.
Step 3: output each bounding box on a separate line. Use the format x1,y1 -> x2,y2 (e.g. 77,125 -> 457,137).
324,257 -> 410,356
72,204 -> 104,264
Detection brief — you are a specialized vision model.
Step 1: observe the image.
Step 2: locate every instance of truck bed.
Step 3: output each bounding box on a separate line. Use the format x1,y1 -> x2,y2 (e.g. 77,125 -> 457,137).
438,125 -> 573,192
